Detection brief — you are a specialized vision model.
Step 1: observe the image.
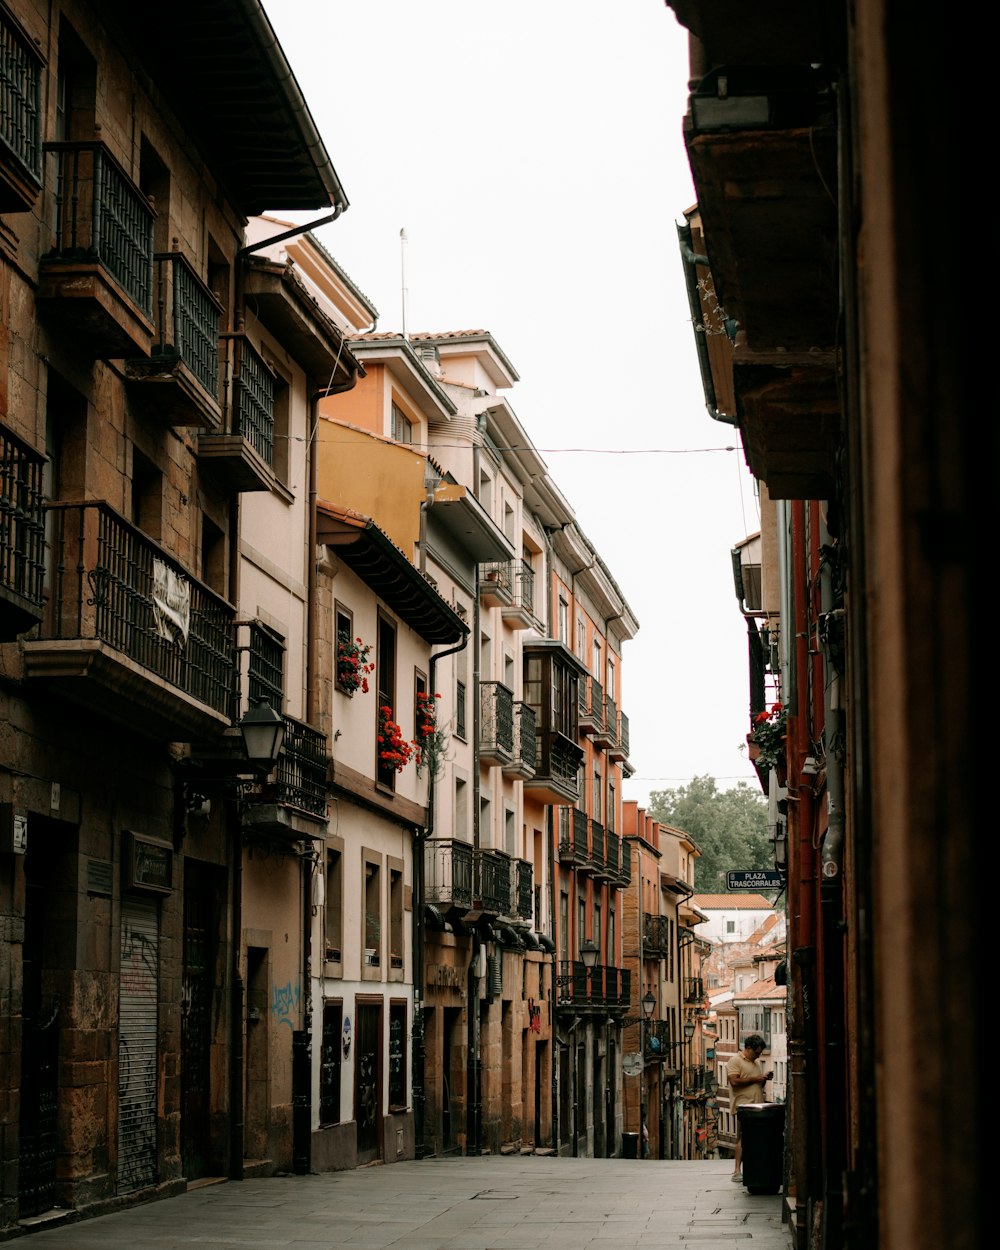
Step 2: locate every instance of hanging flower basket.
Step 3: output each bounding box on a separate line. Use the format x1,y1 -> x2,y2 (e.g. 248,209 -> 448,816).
378,705 -> 414,773
337,633 -> 375,695
750,702 -> 787,773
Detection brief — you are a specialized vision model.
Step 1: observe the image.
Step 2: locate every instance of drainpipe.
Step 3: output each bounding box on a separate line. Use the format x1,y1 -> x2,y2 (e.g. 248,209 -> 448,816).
468,565 -> 484,1153
228,800 -> 244,1180
412,634 -> 470,1159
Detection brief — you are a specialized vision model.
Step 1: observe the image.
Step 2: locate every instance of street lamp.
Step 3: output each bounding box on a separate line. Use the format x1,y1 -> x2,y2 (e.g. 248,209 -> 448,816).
239,699 -> 285,774
579,938 -> 599,969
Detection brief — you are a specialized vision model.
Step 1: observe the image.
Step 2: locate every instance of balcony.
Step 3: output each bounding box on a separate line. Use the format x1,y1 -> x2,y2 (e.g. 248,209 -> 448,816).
514,859 -> 533,924
685,976 -> 706,1004
593,694 -> 617,750
683,1065 -> 716,1099
617,840 -> 632,890
37,141 -> 155,358
557,807 -> 589,870
479,680 -> 514,765
479,560 -> 512,607
588,818 -> 606,878
502,701 -> 536,779
643,912 -> 669,957
1,8 -> 43,213
609,709 -> 630,763
124,250 -> 223,429
578,675 -> 604,735
196,333 -> 276,492
604,831 -> 621,880
241,714 -> 328,841
556,962 -> 630,1014
500,561 -> 535,629
23,500 -> 236,740
473,848 -> 511,917
0,425 -> 46,639
425,838 -> 474,912
645,1020 -> 673,1063
523,729 -> 583,806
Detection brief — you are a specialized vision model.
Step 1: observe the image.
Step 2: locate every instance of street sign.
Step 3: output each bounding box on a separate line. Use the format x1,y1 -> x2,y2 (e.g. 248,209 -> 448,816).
727,870 -> 784,890
623,1052 -> 643,1077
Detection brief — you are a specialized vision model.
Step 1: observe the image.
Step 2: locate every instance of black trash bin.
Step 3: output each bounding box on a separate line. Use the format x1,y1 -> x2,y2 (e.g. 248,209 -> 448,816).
737,1102 -> 784,1194
622,1131 -> 639,1159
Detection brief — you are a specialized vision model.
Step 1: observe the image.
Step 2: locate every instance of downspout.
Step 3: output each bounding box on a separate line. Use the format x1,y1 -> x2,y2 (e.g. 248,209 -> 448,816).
413,634 -> 470,1159
548,809 -> 558,1152
228,802 -> 244,1180
468,564 -> 483,1154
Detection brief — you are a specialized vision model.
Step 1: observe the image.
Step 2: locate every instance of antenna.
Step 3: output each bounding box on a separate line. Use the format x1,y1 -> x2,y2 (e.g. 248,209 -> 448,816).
400,227 -> 408,338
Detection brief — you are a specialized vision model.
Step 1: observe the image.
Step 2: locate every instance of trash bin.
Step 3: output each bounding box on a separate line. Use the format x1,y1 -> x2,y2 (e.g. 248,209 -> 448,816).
622,1131 -> 639,1159
737,1102 -> 784,1194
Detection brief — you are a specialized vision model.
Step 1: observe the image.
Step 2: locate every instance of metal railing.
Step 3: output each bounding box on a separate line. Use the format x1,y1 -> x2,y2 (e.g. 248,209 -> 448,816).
603,694 -> 618,746
237,618 -> 285,711
42,141 -> 154,317
619,840 -> 632,888
605,832 -> 621,878
271,715 -> 327,817
620,710 -> 630,757
589,818 -> 606,872
558,806 -> 589,866
42,500 -> 235,715
426,838 -> 474,910
476,848 -> 511,914
1,11 -> 42,181
538,730 -> 584,792
480,681 -> 514,756
515,859 -> 533,920
151,251 -> 221,397
514,561 -> 535,614
579,675 -> 604,730
511,701 -> 536,771
685,977 -> 705,1003
221,333 -> 275,465
1,425 -> 45,609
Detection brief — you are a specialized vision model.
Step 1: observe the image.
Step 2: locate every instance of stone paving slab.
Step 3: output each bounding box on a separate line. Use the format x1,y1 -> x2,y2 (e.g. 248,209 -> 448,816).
16,1158 -> 791,1250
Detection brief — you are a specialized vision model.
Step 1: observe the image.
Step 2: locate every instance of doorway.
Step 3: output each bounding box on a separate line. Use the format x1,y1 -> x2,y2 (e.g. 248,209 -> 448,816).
355,1001 -> 382,1164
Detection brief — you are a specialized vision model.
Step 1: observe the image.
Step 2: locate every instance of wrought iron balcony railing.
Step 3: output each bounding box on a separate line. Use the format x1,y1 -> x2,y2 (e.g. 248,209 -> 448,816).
578,675 -> 604,733
426,838 -> 474,911
266,715 -> 327,817
589,818 -> 606,873
150,250 -> 222,399
604,831 -> 621,878
480,680 -> 514,760
557,962 -> 631,1011
557,806 -> 589,867
475,848 -> 511,915
598,694 -> 618,747
685,976 -> 706,1004
619,710 -> 630,758
237,619 -> 285,711
515,859 -> 534,921
0,424 -> 45,626
39,500 -> 235,716
221,333 -> 275,467
42,141 -> 154,317
514,560 -> 534,614
508,700 -> 536,775
1,8 -> 43,207
618,839 -> 632,888
643,912 -> 667,956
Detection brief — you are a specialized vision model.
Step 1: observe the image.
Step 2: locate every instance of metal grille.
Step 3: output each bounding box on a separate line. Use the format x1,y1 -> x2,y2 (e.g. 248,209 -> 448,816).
512,701 -> 536,770
480,681 -> 514,755
118,897 -> 159,1193
0,424 -> 45,607
147,253 -> 221,398
231,336 -> 275,465
476,849 -> 511,914
43,142 -> 154,316
425,838 -> 473,909
1,12 -> 42,178
239,618 -> 285,711
516,860 -> 533,920
45,501 -> 236,715
272,715 -> 328,817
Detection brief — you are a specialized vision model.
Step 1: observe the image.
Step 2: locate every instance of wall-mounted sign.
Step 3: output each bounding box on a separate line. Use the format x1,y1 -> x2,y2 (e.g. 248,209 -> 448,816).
123,831 -> 173,895
727,870 -> 784,890
623,1052 -> 643,1077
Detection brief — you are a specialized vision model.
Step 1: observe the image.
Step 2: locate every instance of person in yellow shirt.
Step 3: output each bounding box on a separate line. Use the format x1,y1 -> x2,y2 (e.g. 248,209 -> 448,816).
726,1034 -> 773,1182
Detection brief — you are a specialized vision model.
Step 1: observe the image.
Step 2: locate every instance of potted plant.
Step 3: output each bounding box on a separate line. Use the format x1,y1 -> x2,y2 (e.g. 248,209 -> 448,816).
337,633 -> 375,695
414,690 -> 447,778
377,705 -> 414,772
751,702 -> 787,775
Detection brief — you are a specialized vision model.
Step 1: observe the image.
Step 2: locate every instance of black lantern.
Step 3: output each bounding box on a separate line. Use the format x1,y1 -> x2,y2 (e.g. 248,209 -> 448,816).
239,700 -> 285,773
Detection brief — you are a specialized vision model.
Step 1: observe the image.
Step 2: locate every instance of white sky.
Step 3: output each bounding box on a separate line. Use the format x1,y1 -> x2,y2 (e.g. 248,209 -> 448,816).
264,0 -> 763,806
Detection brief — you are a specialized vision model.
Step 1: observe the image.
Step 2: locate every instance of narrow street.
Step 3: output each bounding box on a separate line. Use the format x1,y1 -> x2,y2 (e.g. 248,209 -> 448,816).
16,1157 -> 788,1250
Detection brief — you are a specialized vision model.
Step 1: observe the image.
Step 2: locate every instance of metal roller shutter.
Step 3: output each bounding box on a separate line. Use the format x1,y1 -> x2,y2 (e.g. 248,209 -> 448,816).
118,896 -> 159,1192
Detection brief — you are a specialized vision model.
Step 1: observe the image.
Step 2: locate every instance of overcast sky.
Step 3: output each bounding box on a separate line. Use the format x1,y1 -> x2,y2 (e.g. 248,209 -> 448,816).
264,0 -> 763,806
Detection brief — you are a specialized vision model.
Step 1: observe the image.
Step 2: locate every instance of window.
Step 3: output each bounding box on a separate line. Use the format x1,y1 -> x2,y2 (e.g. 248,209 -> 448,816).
480,795 -> 492,847
606,656 -> 616,700
391,402 -> 413,444
271,371 -> 291,484
325,844 -> 343,963
503,499 -> 515,542
55,19 -> 96,143
131,446 -> 163,540
594,903 -> 602,963
577,896 -> 586,959
364,856 -> 381,968
389,863 -> 404,970
139,137 -> 171,254
592,638 -> 601,677
200,513 -> 226,596
577,617 -> 586,660
559,890 -> 569,961
558,596 -> 569,644
607,780 -> 616,833
504,807 -> 515,857
592,763 -> 602,822
609,905 -> 616,965
455,775 -> 469,839
320,1003 -> 342,1125
388,1002 -> 407,1110
456,680 -> 467,739
726,920 -> 736,934
335,604 -> 355,694
478,470 -> 492,514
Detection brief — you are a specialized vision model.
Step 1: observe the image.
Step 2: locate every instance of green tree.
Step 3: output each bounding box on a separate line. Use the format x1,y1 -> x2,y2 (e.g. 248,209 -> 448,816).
647,775 -> 771,893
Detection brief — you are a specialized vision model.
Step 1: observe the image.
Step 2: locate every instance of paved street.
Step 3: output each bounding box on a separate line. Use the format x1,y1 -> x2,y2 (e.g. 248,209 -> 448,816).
15,1157 -> 790,1250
